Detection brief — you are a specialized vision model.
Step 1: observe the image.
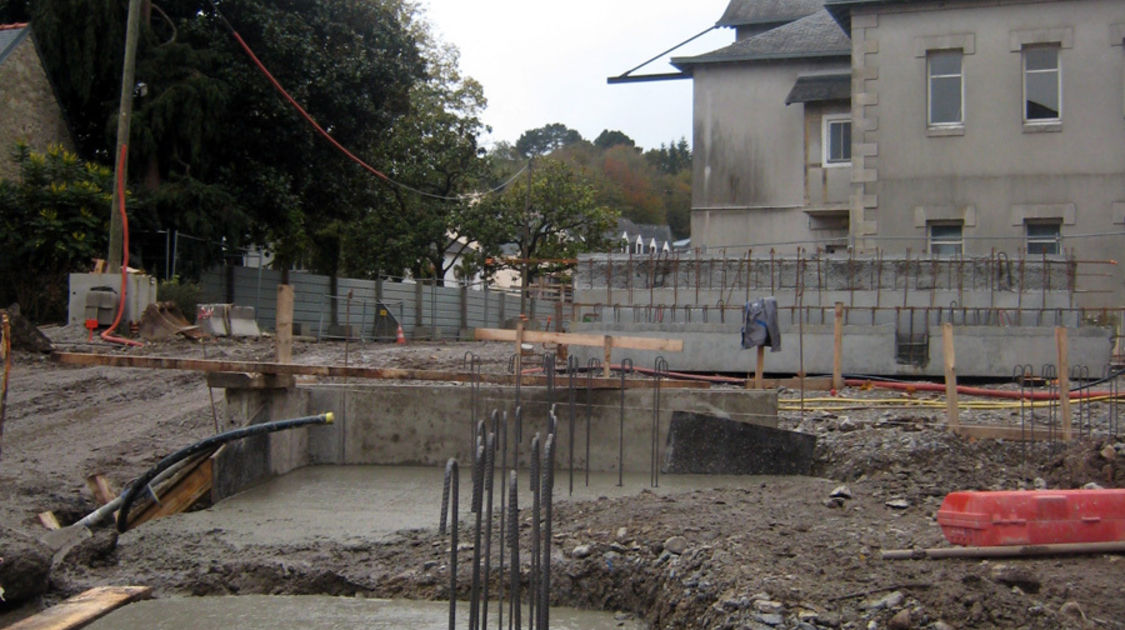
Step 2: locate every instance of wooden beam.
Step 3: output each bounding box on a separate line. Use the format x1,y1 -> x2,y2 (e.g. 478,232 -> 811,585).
474,327 -> 684,353
51,352 -> 706,389
130,457 -> 212,528
85,474 -> 116,505
942,323 -> 960,431
37,511 -> 61,530
754,345 -> 765,389
603,335 -> 613,378
1056,326 -> 1072,441
832,302 -> 844,391
5,586 -> 152,630
276,284 -> 294,363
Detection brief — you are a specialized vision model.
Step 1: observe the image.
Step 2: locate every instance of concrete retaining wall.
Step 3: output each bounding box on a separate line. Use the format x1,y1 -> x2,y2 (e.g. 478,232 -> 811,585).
566,320 -> 1113,379
215,383 -> 778,499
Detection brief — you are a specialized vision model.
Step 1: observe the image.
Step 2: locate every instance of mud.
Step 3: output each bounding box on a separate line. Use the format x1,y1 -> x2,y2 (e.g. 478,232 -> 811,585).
0,326 -> 1122,629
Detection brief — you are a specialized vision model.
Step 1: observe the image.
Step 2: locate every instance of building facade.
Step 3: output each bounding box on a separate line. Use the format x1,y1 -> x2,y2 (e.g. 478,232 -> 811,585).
673,0 -> 1125,305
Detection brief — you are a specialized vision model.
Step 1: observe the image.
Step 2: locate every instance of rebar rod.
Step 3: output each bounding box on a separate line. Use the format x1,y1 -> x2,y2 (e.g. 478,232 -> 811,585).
567,355 -> 577,496
482,431 -> 496,630
528,434 -> 540,629
618,358 -> 633,487
508,469 -> 520,630
585,358 -> 600,487
469,441 -> 485,630
539,432 -> 556,630
443,459 -> 459,630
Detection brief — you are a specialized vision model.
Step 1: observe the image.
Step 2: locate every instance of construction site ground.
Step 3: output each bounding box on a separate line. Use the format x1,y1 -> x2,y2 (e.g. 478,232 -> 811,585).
1,327 -> 1123,629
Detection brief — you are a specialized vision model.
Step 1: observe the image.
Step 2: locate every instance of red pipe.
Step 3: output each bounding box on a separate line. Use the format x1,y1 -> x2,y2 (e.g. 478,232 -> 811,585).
844,378 -> 1115,401
101,145 -> 143,348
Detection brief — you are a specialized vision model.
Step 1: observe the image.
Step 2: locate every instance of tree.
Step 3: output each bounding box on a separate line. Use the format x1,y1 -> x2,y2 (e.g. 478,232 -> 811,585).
342,37 -> 490,286
0,143 -> 114,320
644,137 -> 691,175
0,0 -> 31,22
593,129 -> 635,150
514,123 -> 583,158
31,0 -> 427,277
474,158 -> 617,310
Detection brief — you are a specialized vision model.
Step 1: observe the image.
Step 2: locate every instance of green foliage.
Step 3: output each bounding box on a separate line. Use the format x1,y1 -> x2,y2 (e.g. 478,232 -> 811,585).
0,0 -> 31,22
474,158 -> 617,282
0,143 -> 115,320
593,129 -> 635,150
156,276 -> 202,321
515,123 -> 584,158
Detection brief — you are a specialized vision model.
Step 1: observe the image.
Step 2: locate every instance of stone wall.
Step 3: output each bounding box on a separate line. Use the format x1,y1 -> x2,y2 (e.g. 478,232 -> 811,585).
0,29 -> 74,181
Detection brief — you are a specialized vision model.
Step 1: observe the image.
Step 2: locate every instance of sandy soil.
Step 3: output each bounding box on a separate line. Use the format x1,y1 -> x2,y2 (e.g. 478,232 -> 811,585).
1,328 -> 1122,629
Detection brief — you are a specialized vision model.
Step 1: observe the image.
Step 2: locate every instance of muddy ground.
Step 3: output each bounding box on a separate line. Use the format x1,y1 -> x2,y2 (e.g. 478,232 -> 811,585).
0,327 -> 1122,629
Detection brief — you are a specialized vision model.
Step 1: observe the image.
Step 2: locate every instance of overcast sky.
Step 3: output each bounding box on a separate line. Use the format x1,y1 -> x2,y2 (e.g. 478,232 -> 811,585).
418,0 -> 733,152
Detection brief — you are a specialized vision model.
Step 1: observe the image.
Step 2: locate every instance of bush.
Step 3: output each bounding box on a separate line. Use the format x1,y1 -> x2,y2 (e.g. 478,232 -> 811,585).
157,277 -> 202,322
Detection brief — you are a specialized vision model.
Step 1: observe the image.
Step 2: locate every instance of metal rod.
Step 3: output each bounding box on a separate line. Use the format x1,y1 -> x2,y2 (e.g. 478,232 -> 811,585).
508,469 -> 520,630
528,434 -> 540,630
567,355 -> 577,496
443,459 -> 459,630
539,432 -> 556,630
618,358 -> 634,487
586,358 -> 599,487
469,440 -> 485,630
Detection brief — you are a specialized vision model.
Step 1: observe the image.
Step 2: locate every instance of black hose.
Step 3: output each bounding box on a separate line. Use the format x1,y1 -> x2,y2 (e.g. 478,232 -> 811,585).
116,412 -> 333,532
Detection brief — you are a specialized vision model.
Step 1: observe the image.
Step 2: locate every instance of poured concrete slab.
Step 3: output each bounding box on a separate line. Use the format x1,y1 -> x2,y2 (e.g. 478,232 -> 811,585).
126,465 -> 773,548
86,595 -> 641,630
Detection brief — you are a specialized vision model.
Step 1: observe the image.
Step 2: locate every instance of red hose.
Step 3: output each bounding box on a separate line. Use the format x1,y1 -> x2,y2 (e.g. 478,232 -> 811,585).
843,379 -> 1115,401
101,145 -> 144,348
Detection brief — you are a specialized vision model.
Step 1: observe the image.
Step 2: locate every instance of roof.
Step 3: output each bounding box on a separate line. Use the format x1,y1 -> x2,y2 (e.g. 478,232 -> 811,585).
614,218 -> 673,247
785,72 -> 851,104
825,0 -> 999,34
674,9 -> 850,69
0,24 -> 30,67
717,0 -> 825,28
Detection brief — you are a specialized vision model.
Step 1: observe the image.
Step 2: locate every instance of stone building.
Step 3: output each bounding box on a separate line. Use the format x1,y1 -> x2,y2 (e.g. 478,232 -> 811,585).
670,0 -> 1125,305
0,23 -> 74,182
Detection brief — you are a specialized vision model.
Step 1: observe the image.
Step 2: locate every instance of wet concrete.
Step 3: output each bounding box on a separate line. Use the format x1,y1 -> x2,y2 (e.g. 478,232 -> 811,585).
86,594 -> 642,629
126,465 -> 772,548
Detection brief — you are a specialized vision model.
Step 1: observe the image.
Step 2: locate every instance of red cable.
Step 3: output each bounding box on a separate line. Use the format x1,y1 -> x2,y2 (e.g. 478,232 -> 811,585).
229,31 -> 391,184
101,145 -> 144,348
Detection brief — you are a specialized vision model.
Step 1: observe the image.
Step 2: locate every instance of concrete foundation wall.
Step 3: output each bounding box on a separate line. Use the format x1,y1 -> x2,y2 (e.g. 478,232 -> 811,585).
566,320 -> 1113,379
213,383 -> 778,499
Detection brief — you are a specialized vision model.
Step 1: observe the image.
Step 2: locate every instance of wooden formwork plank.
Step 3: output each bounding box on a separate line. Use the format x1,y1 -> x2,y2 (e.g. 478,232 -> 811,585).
51,353 -> 707,390
474,327 -> 684,352
5,586 -> 152,630
129,457 -> 213,528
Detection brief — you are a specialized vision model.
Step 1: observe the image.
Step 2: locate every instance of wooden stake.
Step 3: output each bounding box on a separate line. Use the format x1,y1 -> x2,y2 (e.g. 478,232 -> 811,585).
85,474 -> 116,505
515,320 -> 525,385
1057,326 -> 1072,441
603,335 -> 613,378
942,323 -> 959,431
833,302 -> 844,391
276,284 -> 294,364
754,345 -> 765,389
38,511 -> 61,530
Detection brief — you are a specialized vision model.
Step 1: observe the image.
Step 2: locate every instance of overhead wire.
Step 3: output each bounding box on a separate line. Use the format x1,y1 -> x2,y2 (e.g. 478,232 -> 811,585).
207,3 -> 526,201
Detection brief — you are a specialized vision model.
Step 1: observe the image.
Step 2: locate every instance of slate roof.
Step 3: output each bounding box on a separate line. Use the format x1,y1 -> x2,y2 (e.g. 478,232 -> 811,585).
0,24 -> 30,67
785,72 -> 851,104
613,218 -> 673,248
717,0 -> 825,28
673,9 -> 850,69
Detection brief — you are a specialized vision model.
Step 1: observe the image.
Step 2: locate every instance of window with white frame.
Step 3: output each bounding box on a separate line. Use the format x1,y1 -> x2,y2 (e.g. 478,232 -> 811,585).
929,222 -> 963,255
823,115 -> 851,165
1023,45 -> 1060,122
928,51 -> 963,126
1026,220 -> 1061,254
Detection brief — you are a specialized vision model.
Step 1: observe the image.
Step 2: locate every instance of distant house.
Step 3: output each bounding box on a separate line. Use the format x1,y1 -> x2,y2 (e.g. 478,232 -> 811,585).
613,218 -> 674,255
0,23 -> 74,181
669,0 -> 1125,303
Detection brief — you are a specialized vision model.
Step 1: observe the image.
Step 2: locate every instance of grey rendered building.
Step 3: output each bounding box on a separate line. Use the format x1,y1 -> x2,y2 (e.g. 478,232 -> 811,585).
673,0 -> 1125,305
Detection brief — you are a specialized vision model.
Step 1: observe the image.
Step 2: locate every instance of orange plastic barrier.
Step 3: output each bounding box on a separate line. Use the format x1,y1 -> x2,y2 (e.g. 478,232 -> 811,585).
937,489 -> 1125,547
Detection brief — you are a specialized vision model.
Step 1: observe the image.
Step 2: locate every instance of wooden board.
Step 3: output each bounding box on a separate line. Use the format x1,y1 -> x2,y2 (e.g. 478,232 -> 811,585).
5,586 -> 152,630
52,353 -> 707,389
129,457 -> 213,528
474,327 -> 684,352
84,474 -> 116,505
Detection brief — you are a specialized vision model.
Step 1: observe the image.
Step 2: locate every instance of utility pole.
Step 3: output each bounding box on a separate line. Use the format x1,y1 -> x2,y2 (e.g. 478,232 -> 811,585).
520,158 -> 533,316
107,0 -> 144,273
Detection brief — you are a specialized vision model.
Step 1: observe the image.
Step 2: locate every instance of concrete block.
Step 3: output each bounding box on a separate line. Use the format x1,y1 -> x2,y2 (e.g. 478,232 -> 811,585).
197,304 -> 230,336
228,305 -> 261,338
664,411 -> 816,475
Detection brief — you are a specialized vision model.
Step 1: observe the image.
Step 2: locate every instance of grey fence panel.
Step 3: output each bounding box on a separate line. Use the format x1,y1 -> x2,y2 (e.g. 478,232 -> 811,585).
199,268 -> 558,336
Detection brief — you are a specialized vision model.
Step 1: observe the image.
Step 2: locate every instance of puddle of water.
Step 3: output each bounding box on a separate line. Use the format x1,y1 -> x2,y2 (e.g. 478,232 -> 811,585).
128,465 -> 778,547
86,594 -> 643,630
